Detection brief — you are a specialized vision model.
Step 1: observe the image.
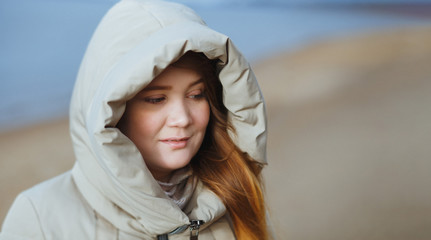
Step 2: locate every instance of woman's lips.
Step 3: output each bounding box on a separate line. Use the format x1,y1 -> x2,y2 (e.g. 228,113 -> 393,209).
160,137 -> 189,149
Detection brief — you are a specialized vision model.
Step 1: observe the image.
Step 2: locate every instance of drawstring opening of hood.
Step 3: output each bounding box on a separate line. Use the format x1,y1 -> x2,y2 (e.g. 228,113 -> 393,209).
69,0 -> 267,237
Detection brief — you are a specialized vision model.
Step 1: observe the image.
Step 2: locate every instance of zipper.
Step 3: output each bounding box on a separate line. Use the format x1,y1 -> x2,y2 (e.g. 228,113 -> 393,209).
156,220 -> 205,240
189,220 -> 205,240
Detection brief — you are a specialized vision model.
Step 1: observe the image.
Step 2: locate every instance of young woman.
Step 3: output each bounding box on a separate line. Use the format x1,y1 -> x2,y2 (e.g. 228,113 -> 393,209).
0,0 -> 270,239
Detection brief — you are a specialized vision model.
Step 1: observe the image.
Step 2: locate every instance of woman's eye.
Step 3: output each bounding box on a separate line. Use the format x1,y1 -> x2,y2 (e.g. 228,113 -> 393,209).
144,97 -> 165,104
189,92 -> 206,100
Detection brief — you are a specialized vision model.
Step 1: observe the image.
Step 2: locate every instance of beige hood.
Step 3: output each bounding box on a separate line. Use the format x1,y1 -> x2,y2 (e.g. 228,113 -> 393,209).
69,0 -> 267,237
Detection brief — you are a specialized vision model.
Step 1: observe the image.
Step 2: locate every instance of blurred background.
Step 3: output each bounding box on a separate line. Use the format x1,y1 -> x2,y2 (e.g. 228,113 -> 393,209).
1,0 -> 431,239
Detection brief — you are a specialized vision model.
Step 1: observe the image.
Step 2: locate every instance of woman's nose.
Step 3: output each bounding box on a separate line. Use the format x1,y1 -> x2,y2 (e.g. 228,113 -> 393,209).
166,100 -> 192,128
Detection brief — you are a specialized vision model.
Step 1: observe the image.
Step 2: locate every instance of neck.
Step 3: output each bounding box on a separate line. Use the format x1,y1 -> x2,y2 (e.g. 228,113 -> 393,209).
150,169 -> 173,182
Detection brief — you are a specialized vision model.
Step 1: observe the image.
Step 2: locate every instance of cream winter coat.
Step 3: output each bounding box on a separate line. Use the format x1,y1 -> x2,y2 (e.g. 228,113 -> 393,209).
0,0 -> 267,239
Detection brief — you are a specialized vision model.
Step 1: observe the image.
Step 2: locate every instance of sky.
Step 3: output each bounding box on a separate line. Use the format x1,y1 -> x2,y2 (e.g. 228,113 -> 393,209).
0,0 -> 430,132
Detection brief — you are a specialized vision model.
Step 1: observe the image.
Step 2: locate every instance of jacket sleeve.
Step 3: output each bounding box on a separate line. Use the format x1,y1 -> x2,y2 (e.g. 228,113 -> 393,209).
0,193 -> 45,240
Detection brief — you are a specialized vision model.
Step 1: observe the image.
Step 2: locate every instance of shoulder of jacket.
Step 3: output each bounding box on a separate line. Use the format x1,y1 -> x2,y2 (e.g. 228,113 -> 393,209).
21,171 -> 77,201
207,215 -> 236,240
1,171 -> 96,239
0,192 -> 45,239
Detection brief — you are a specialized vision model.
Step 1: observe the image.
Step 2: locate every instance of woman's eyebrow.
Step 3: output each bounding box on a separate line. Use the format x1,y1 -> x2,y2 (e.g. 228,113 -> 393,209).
142,85 -> 172,91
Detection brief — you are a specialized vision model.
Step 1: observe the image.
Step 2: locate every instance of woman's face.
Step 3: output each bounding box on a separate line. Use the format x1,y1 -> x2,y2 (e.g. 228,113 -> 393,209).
118,66 -> 210,181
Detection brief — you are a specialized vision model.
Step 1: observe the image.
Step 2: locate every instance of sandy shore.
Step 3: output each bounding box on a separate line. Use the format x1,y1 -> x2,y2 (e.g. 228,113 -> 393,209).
1,26 -> 431,239
0,119 -> 74,224
257,25 -> 431,239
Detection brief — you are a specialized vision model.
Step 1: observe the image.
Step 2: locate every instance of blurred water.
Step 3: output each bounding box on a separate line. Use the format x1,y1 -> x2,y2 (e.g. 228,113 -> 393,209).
1,0 -> 430,132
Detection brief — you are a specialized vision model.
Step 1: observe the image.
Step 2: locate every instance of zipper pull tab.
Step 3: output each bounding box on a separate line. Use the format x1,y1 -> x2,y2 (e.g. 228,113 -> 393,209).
189,220 -> 205,240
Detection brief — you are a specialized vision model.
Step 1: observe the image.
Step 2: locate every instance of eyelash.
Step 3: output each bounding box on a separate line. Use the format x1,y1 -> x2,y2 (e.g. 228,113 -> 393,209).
144,97 -> 165,104
189,93 -> 206,99
143,93 -> 206,104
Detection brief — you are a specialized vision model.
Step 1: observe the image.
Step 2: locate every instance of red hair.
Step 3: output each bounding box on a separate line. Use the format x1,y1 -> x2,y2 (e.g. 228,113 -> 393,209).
173,52 -> 269,240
